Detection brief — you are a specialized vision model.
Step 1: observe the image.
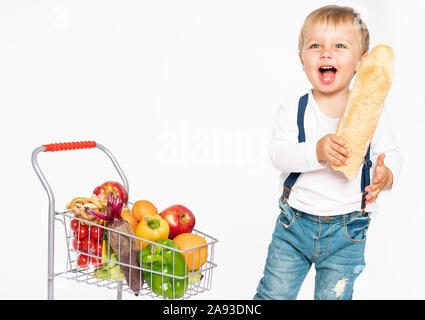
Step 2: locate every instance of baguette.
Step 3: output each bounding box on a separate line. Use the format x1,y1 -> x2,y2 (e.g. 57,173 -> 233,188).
331,44 -> 394,179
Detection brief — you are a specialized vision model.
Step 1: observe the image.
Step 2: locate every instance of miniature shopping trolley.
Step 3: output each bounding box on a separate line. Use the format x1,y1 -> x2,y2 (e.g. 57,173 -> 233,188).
32,141 -> 218,300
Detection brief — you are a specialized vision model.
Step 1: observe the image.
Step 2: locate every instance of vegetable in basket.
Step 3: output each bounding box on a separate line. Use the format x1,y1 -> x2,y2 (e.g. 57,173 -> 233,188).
93,240 -> 125,281
135,214 -> 170,249
139,239 -> 189,299
108,219 -> 143,294
84,193 -> 124,222
94,263 -> 125,281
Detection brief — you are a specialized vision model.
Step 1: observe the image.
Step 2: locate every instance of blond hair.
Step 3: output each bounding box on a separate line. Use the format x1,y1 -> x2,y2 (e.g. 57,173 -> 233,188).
298,5 -> 370,56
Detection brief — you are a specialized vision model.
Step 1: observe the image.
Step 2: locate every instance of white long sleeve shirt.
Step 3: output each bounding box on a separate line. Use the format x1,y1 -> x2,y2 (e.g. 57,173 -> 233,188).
270,89 -> 403,216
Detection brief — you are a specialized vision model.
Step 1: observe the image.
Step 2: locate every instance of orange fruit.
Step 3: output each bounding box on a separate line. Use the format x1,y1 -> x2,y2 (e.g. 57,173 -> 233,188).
132,200 -> 158,221
121,208 -> 138,232
173,233 -> 207,271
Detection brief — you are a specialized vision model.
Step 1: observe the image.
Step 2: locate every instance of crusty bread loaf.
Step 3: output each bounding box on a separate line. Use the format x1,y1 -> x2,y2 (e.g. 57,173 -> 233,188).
331,44 -> 394,179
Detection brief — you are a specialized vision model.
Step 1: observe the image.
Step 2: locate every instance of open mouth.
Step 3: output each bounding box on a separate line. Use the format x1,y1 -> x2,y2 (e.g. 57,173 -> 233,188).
318,66 -> 337,84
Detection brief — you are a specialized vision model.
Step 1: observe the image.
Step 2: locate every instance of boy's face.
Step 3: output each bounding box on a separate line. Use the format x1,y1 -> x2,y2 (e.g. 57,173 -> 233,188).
299,21 -> 364,95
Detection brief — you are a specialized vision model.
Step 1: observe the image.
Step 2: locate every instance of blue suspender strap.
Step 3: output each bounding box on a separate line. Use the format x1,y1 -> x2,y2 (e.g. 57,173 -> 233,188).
296,94 -> 308,143
283,93 -> 308,202
361,144 -> 373,215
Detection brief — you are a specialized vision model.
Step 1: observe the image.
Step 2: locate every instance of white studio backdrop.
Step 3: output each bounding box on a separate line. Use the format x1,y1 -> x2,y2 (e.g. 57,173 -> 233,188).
1,0 -> 424,299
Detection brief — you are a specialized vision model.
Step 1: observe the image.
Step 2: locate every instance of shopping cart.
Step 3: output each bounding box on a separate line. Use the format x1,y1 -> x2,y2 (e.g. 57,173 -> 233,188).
32,141 -> 218,300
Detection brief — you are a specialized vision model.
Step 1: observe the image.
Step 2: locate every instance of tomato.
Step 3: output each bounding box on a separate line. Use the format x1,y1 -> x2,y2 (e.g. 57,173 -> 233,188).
84,238 -> 96,254
73,237 -> 96,253
70,219 -> 80,232
89,226 -> 104,241
77,254 -> 89,268
87,240 -> 103,266
72,238 -> 88,252
92,240 -> 103,257
72,237 -> 79,250
77,225 -> 89,240
86,241 -> 103,266
87,239 -> 98,254
73,238 -> 83,252
79,239 -> 88,253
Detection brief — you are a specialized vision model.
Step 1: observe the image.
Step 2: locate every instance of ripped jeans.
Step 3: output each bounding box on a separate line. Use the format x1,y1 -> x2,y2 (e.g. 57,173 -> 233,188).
254,196 -> 370,300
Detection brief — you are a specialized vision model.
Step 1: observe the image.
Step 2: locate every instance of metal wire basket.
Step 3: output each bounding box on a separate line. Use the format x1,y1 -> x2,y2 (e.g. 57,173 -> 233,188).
59,210 -> 217,299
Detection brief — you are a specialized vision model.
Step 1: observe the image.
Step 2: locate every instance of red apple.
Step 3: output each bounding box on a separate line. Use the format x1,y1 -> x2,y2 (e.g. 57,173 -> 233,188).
93,181 -> 128,205
159,205 -> 196,239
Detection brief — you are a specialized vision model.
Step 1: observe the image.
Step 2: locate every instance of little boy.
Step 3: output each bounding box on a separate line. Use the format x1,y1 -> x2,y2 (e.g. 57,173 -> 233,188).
254,5 -> 402,300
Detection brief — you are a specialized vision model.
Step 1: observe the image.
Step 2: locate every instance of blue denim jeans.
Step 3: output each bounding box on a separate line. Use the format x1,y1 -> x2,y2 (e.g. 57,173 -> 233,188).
254,196 -> 370,300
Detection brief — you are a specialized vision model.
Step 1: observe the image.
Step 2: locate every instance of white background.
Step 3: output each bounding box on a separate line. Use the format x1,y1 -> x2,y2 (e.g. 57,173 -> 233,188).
1,0 -> 424,300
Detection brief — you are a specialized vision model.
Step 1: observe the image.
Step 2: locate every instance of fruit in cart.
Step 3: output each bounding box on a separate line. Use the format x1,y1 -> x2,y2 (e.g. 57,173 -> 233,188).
70,219 -> 80,232
135,214 -> 170,248
139,239 -> 189,299
89,256 -> 102,267
173,233 -> 207,271
72,234 -> 99,253
75,225 -> 89,240
88,225 -> 104,241
159,205 -> 196,239
89,240 -> 103,266
108,219 -> 143,294
121,208 -> 138,232
132,200 -> 158,221
93,181 -> 128,205
92,239 -> 103,257
72,237 -> 84,252
73,238 -> 103,266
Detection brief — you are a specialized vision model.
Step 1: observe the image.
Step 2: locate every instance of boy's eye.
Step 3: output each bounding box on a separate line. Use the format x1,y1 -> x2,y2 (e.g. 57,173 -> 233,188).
336,44 -> 346,48
310,44 -> 320,49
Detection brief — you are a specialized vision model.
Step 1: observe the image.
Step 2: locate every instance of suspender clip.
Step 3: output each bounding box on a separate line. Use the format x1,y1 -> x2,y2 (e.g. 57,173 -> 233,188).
282,184 -> 291,204
364,159 -> 373,168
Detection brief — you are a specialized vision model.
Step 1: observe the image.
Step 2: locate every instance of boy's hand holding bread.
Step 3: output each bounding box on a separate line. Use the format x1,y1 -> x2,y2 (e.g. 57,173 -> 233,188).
316,134 -> 350,166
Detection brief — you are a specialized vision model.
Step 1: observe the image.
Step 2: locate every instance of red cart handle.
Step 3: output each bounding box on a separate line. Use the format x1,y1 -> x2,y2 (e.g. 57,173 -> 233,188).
43,141 -> 96,152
